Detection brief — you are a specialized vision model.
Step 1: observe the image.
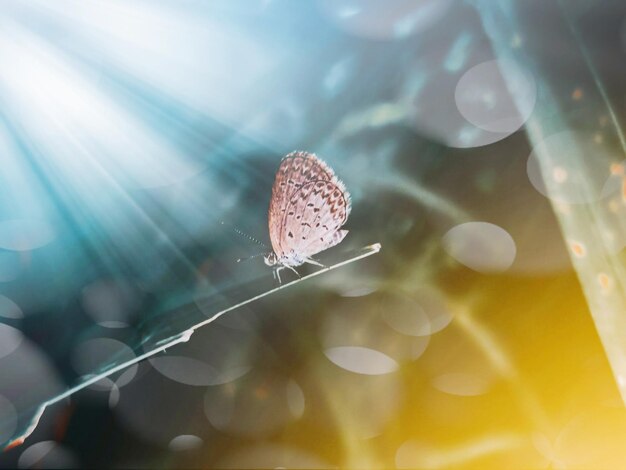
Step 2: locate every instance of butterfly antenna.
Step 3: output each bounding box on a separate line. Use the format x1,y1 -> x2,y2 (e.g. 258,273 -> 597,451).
237,253 -> 266,263
220,221 -> 268,248
220,221 -> 268,249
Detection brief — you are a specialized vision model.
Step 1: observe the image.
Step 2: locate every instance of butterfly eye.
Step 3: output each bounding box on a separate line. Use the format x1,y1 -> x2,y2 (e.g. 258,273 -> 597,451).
264,253 -> 278,266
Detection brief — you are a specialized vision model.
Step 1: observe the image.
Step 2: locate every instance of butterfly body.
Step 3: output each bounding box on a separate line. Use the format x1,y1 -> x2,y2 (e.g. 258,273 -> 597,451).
266,151 -> 351,280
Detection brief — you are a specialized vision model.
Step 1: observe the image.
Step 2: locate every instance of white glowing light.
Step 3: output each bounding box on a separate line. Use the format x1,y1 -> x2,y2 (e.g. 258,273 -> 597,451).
455,60 -> 536,134
0,323 -> 24,360
443,222 -> 516,273
0,219 -> 56,252
18,441 -> 79,469
0,25 -> 204,189
382,294 -> 431,336
324,346 -> 399,375
319,0 -> 452,40
0,295 -> 23,319
527,131 -> 615,204
169,435 -> 204,452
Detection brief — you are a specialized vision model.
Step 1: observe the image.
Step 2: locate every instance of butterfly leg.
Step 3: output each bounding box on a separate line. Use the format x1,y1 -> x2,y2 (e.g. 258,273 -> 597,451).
286,265 -> 301,279
304,257 -> 326,268
274,266 -> 283,284
274,265 -> 299,283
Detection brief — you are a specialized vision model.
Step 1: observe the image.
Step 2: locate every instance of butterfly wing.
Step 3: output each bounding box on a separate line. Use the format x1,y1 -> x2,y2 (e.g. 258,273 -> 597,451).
278,179 -> 351,260
268,151 -> 336,256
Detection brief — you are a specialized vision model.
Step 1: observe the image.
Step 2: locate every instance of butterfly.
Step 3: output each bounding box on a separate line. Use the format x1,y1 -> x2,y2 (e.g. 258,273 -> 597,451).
264,151 -> 351,282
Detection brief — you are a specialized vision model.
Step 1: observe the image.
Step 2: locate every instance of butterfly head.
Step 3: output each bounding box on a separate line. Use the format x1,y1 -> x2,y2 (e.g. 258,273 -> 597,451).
264,252 -> 278,266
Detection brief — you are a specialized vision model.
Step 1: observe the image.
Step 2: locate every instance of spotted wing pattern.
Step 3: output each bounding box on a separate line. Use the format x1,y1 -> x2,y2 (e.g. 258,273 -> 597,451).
280,180 -> 350,259
268,151 -> 351,261
268,151 -> 333,256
